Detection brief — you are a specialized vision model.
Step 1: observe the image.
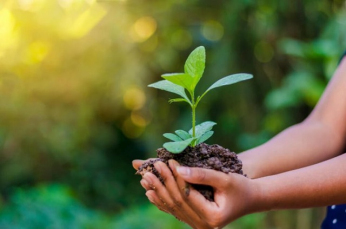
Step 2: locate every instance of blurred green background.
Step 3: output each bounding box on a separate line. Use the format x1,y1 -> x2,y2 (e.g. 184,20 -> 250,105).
0,0 -> 345,228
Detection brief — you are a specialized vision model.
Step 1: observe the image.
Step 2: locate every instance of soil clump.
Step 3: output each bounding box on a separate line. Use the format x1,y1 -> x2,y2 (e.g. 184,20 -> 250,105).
137,143 -> 245,201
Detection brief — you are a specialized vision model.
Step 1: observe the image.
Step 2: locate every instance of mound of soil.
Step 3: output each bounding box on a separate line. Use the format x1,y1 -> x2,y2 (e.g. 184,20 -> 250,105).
137,143 -> 245,201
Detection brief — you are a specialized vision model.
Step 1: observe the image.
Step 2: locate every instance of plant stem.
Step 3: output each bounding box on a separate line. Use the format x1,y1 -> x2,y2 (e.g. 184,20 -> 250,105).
191,93 -> 196,138
192,105 -> 196,138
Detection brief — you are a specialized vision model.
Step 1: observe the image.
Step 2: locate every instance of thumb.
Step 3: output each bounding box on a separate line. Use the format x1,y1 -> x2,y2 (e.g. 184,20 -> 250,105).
177,166 -> 228,187
132,159 -> 146,170
132,158 -> 156,170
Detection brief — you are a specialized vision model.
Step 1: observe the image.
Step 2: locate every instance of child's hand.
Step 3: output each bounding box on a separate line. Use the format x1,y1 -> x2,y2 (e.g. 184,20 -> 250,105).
141,160 -> 263,229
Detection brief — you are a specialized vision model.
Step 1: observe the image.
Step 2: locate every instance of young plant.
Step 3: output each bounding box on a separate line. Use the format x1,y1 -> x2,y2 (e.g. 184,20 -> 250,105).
149,46 -> 252,153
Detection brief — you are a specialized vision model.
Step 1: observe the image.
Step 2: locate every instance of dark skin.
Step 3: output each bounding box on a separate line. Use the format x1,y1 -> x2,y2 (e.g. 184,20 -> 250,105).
133,57 -> 346,229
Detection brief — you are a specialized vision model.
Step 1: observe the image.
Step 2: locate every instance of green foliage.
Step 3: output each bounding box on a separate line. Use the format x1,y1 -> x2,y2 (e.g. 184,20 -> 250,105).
175,130 -> 191,140
204,74 -> 253,95
114,204 -> 191,229
197,131 -> 214,144
0,1 -> 344,228
150,46 -> 253,153
188,121 -> 217,138
163,138 -> 195,154
114,203 -> 267,229
0,184 -> 115,229
163,133 -> 183,142
148,80 -> 191,105
0,183 -> 267,229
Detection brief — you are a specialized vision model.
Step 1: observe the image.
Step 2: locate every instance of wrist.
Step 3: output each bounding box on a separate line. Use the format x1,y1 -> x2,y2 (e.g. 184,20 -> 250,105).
250,178 -> 274,213
238,153 -> 261,179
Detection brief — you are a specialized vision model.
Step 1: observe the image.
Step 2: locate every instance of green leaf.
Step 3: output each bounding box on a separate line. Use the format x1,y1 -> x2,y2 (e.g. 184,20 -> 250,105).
163,133 -> 182,142
148,80 -> 191,104
189,121 -> 217,138
163,138 -> 195,154
206,73 -> 253,93
168,98 -> 188,104
191,138 -> 198,147
197,131 -> 214,144
175,130 -> 191,140
184,46 -> 206,90
162,73 -> 194,93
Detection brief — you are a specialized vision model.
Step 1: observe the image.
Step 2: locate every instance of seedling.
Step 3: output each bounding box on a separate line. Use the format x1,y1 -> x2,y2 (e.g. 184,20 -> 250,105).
149,46 -> 252,153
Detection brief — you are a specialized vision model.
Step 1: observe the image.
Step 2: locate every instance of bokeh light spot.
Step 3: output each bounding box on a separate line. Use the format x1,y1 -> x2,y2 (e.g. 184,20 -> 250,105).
123,87 -> 146,110
122,118 -> 145,139
131,112 -> 147,127
254,41 -> 274,63
201,20 -> 224,41
26,41 -> 50,64
0,8 -> 17,54
59,6 -> 107,39
130,16 -> 157,43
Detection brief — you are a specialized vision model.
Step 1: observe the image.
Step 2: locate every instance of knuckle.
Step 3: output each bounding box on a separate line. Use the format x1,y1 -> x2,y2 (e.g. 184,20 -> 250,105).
160,174 -> 168,183
195,169 -> 207,181
167,205 -> 177,213
172,197 -> 183,208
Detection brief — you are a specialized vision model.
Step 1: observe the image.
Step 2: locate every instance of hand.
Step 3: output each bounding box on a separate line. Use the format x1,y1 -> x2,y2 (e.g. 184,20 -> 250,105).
132,159 -> 152,170
140,160 -> 263,229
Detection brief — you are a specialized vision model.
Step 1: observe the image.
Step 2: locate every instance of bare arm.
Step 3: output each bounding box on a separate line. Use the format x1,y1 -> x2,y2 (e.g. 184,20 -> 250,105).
144,153 -> 346,229
257,152 -> 346,210
133,56 -> 346,229
240,57 -> 346,178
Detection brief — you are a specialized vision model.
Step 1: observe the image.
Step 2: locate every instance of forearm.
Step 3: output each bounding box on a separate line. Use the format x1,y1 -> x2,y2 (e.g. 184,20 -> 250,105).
255,152 -> 346,211
239,57 -> 346,179
239,120 -> 344,178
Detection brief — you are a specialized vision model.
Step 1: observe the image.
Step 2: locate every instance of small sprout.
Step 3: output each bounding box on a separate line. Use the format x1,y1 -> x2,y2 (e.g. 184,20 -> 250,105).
149,46 -> 253,153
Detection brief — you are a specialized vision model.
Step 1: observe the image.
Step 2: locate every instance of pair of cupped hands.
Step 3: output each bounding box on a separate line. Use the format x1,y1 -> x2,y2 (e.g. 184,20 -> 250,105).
132,159 -> 262,229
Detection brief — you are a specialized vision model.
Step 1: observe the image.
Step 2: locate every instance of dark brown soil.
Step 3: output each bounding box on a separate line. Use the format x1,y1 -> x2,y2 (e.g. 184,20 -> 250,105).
137,143 -> 245,201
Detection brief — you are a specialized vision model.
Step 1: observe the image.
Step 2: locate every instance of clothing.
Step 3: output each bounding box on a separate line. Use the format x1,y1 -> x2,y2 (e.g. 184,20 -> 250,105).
320,51 -> 346,228
321,205 -> 346,229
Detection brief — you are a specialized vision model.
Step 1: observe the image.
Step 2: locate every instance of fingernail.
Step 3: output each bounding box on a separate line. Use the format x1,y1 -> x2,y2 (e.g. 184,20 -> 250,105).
143,173 -> 153,184
146,193 -> 154,203
140,179 -> 149,189
177,166 -> 190,177
169,160 -> 178,169
154,162 -> 161,173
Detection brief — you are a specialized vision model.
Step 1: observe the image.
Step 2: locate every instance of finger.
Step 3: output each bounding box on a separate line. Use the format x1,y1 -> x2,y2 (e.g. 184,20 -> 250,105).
145,181 -> 201,229
172,163 -> 226,218
132,158 -> 155,170
132,159 -> 145,170
153,161 -> 203,228
168,160 -> 191,197
176,166 -> 230,189
154,161 -> 185,208
144,175 -> 184,215
144,164 -> 200,227
140,179 -> 151,191
184,187 -> 220,217
143,172 -> 176,212
145,190 -> 169,213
